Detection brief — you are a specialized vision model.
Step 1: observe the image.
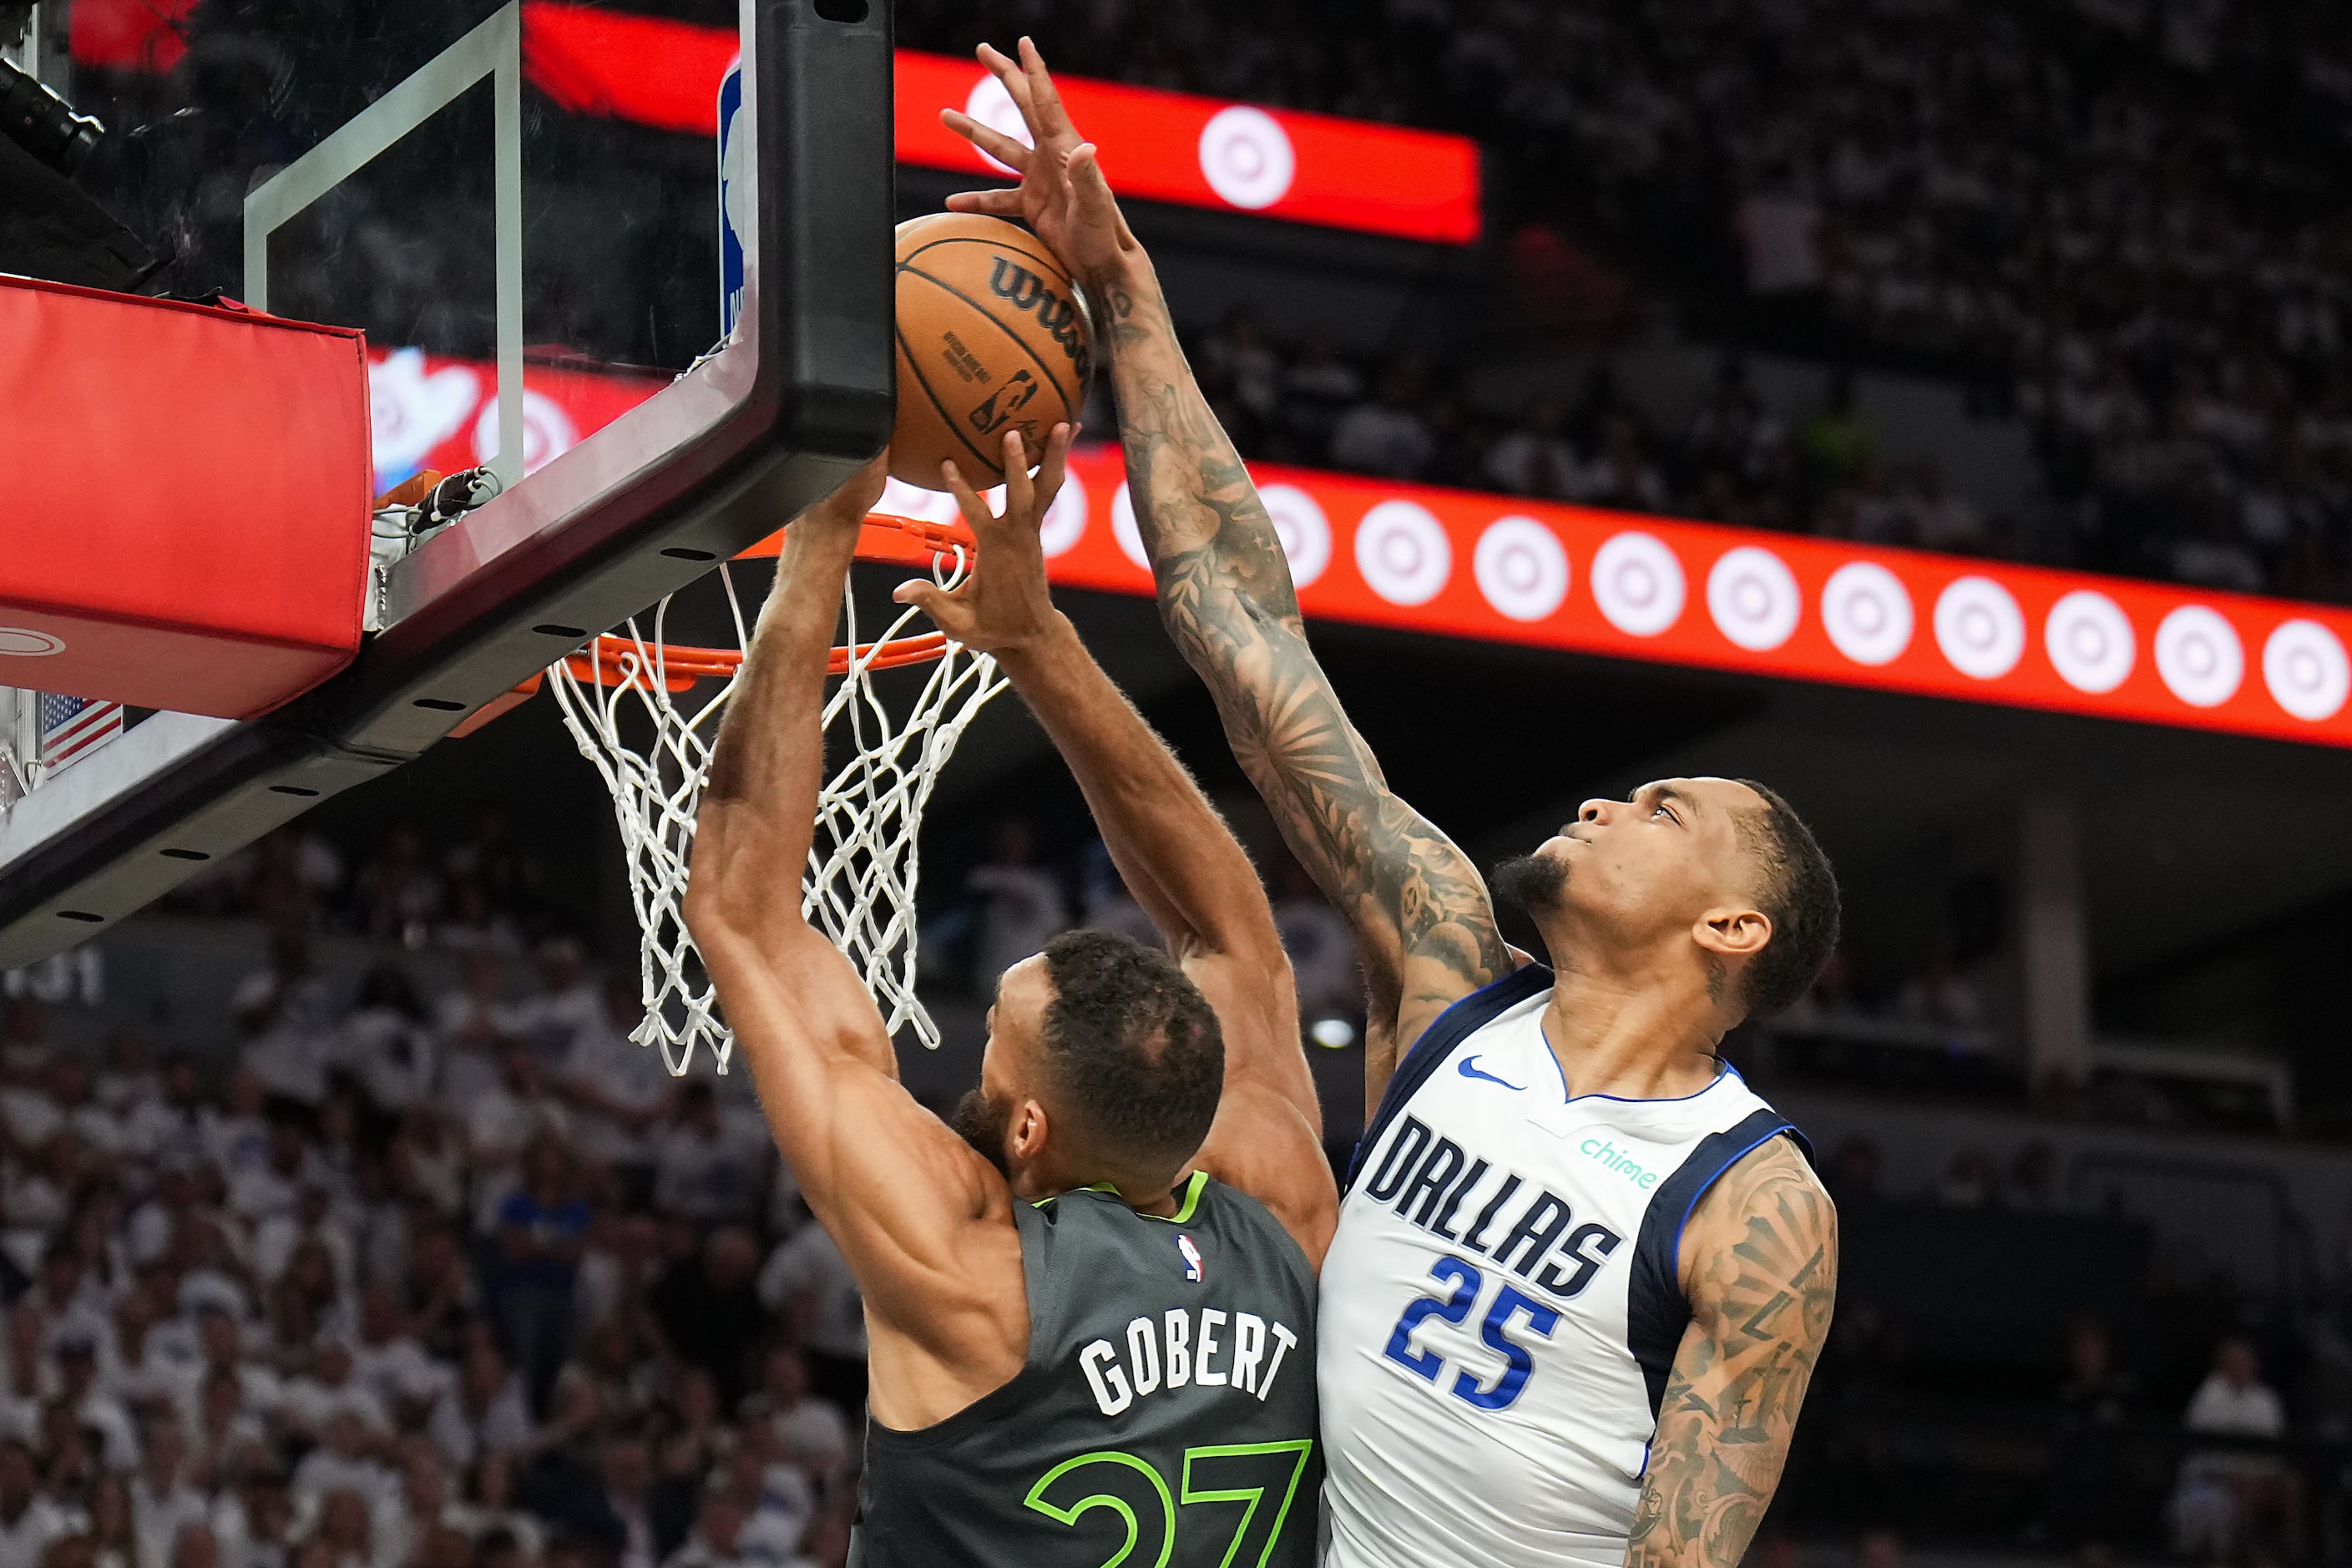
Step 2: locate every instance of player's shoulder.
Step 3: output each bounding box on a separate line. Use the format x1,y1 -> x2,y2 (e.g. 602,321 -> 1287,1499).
1679,1131 -> 1838,1297
1187,1171 -> 1322,1283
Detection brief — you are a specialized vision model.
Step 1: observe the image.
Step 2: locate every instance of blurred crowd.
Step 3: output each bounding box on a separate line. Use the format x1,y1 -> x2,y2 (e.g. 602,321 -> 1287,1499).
14,792 -> 2352,1562
1813,1133 -> 2350,1565
902,0 -> 2352,600
154,811 -> 1368,1035
1189,312 -> 2006,555
160,814 -> 547,959
0,908 -> 865,1568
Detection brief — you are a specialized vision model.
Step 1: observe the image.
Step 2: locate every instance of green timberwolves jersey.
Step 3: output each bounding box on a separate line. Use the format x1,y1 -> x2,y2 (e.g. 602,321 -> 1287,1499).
851,1171 -> 1321,1568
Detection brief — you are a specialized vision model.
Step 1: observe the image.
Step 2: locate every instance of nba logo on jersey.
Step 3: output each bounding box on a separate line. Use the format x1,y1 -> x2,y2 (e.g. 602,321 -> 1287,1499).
1176,1234 -> 1205,1282
716,58 -> 748,340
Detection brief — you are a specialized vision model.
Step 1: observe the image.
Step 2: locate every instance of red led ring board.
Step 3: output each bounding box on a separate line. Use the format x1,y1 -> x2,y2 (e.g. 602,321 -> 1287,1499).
516,2 -> 1483,245
1034,451 -> 2352,751
342,349 -> 2352,751
0,0 -> 898,969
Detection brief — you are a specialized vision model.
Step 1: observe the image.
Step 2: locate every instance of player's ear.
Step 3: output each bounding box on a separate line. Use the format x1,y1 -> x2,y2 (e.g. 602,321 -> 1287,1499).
1694,905 -> 1771,960
1008,1098 -> 1050,1163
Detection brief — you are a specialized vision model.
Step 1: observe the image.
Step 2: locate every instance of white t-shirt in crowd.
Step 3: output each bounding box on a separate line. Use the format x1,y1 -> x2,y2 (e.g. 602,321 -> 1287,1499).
563,1020 -> 670,1169
758,1227 -> 864,1361
2184,1373 -> 2285,1438
130,1479 -> 210,1568
0,1496 -> 79,1568
766,1399 -> 851,1474
651,1110 -> 771,1225
425,1379 -> 534,1470
966,865 -> 1067,989
1273,897 -> 1360,1021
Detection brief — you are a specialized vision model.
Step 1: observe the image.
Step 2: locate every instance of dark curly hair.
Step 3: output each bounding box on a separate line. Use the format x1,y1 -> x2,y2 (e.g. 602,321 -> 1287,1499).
1732,780 -> 1841,1019
1039,929 -> 1225,1176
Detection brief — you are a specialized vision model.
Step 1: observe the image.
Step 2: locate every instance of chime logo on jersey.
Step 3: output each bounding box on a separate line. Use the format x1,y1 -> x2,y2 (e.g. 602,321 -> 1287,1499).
1177,1234 -> 1206,1282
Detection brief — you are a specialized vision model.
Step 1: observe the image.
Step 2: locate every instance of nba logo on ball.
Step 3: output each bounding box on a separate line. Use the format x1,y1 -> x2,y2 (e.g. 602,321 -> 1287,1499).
717,58 -> 747,340
1177,1235 -> 1205,1282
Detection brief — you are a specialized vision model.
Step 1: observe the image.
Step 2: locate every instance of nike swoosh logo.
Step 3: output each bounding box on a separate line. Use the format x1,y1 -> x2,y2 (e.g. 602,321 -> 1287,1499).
1458,1055 -> 1525,1091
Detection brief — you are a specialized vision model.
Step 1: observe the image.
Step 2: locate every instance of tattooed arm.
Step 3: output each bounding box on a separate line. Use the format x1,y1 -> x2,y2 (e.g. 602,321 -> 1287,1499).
940,42 -> 1514,1105
1627,1139 -> 1839,1568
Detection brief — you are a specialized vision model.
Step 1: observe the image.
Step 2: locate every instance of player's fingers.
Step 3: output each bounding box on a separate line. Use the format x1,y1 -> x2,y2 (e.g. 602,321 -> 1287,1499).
890,578 -> 948,615
1017,38 -> 1075,141
1034,423 -> 1073,517
1066,144 -> 1124,230
943,188 -> 1026,217
977,43 -> 1044,133
894,579 -> 975,639
1000,429 -> 1036,521
939,109 -> 1031,172
938,459 -> 1003,544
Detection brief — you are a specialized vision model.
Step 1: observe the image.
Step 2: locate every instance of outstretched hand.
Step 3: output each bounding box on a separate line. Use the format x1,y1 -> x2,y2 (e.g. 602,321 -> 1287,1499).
892,424 -> 1074,656
938,39 -> 1135,283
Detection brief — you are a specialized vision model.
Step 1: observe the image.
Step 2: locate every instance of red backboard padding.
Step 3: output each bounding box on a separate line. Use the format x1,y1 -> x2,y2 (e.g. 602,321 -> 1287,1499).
0,277 -> 373,721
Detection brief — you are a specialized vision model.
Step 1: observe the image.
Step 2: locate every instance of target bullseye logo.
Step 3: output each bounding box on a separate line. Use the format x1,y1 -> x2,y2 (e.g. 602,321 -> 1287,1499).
475,388 -> 579,478
0,628 -> 64,657
1819,562 -> 1914,666
1037,478 -> 1089,559
1933,576 -> 2026,680
2262,619 -> 2349,721
2043,590 -> 2135,694
965,74 -> 1036,175
2153,604 -> 2243,708
1354,500 -> 1452,606
1198,106 -> 1296,210
1591,533 -> 1685,637
1473,516 -> 1570,622
1705,547 -> 1800,652
1261,484 -> 1333,589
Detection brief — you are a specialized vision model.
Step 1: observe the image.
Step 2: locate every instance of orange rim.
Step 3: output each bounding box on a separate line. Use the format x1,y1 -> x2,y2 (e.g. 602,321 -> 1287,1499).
558,510 -> 975,690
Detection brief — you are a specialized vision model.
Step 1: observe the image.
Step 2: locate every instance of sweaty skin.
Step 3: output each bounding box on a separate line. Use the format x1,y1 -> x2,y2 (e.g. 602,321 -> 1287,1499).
940,41 -> 1834,1568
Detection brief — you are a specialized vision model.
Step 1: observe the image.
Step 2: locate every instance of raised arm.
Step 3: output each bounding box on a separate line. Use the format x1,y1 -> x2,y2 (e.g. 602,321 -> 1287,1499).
941,42 -> 1514,1105
682,461 -> 1026,1428
896,427 -> 1336,1265
1626,1139 -> 1839,1568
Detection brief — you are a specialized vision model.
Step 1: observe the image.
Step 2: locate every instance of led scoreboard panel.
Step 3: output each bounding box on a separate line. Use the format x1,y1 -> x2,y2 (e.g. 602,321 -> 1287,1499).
516,2 -> 1482,243
1028,453 -> 2352,751
366,346 -> 2352,751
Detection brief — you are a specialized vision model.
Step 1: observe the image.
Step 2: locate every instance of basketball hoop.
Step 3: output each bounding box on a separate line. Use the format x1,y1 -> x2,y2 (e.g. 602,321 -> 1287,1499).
549,511 -> 1006,1077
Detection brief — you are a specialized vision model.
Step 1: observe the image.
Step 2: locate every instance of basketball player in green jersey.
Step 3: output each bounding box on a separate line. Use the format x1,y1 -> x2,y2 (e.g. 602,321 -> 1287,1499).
685,425 -> 1336,1568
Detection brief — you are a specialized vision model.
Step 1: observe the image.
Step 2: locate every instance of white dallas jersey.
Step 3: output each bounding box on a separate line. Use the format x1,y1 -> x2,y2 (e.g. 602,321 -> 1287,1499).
1319,964 -> 1807,1567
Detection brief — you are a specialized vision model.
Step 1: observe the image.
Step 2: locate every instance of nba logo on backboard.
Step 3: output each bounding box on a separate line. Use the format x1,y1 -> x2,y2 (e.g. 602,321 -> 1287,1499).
717,58 -> 748,341
1176,1234 -> 1205,1282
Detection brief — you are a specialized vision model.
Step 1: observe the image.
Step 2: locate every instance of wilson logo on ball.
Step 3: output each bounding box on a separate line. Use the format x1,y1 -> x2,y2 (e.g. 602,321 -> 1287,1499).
893,213 -> 1094,489
987,259 -> 1093,383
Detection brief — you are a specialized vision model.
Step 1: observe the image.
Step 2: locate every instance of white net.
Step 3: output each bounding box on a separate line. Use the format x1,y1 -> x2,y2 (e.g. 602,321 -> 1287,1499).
548,532 -> 1006,1075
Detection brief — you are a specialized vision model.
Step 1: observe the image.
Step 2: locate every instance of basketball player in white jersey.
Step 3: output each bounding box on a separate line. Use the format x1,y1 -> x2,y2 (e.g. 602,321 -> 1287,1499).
944,43 -> 1842,1568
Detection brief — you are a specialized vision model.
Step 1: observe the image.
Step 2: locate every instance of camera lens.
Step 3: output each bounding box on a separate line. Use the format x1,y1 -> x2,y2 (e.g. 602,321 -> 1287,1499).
0,56 -> 104,175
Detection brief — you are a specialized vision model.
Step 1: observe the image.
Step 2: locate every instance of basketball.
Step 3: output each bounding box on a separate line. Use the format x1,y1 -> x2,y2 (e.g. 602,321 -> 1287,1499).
891,212 -> 1094,491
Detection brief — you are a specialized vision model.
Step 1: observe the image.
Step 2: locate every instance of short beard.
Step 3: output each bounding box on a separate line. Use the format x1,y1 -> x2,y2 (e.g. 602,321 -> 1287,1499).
1491,852 -> 1568,914
948,1087 -> 1013,1181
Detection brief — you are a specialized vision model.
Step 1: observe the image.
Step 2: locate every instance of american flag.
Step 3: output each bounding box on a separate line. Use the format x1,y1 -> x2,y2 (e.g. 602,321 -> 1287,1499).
38,695 -> 125,775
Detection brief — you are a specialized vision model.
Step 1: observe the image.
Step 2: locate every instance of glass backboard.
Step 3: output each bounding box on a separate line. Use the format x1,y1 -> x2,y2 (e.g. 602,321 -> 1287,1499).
0,0 -> 897,968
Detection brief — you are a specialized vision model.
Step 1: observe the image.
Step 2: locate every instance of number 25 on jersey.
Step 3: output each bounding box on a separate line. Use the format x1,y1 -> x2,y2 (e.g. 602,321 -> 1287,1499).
1383,1256 -> 1560,1412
